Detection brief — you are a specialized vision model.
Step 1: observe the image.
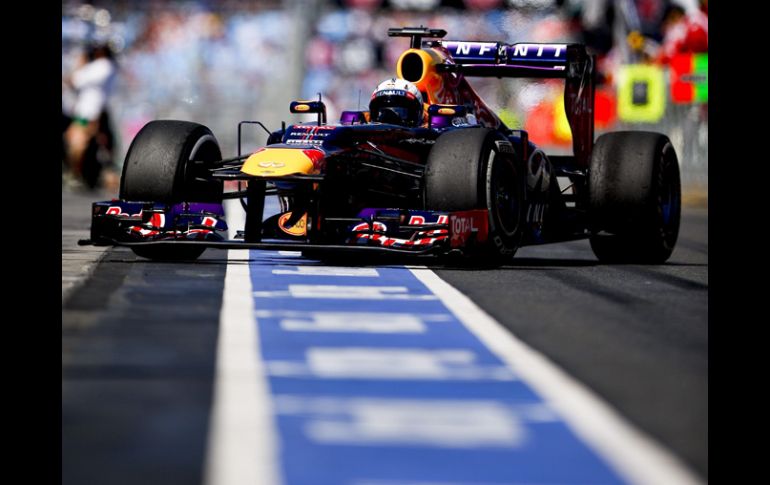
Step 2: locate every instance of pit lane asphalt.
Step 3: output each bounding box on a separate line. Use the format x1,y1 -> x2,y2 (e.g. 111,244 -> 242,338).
61,188 -> 707,484
63,190 -> 227,485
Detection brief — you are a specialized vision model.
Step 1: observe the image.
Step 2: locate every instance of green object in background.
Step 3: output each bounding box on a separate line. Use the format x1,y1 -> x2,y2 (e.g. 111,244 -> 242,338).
617,64 -> 666,123
693,53 -> 708,102
671,53 -> 708,104
497,108 -> 521,129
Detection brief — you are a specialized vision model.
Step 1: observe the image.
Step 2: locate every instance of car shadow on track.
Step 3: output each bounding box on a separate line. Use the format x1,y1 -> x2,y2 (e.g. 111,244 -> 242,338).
107,249 -> 706,271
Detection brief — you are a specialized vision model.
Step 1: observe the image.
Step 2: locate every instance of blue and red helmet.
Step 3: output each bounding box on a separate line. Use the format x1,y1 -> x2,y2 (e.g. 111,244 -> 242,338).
369,78 -> 424,127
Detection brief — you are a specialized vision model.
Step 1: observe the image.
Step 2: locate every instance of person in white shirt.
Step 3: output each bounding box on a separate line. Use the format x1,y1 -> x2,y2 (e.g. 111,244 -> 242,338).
63,44 -> 117,189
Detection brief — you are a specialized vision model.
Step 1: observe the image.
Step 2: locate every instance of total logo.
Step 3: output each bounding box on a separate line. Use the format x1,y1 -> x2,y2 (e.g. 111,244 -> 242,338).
453,216 -> 477,235
449,210 -> 489,248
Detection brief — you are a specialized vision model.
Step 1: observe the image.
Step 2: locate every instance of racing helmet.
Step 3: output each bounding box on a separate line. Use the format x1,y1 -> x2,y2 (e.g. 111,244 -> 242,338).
369,78 -> 424,127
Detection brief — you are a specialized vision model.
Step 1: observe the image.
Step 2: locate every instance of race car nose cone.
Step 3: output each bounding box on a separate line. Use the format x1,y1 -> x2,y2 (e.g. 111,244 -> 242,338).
241,148 -> 323,177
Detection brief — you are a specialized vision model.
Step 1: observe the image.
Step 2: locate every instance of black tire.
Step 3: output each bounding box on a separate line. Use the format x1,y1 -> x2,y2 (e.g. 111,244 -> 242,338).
120,120 -> 223,203
424,128 -> 523,263
120,120 -> 223,261
588,131 -> 681,264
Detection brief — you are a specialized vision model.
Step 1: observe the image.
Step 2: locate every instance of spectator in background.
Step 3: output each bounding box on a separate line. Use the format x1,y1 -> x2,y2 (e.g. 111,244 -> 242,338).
63,43 -> 118,191
656,0 -> 708,64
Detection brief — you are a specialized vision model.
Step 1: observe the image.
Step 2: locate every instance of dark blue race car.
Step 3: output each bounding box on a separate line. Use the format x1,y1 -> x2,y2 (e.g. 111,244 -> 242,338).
83,27 -> 680,264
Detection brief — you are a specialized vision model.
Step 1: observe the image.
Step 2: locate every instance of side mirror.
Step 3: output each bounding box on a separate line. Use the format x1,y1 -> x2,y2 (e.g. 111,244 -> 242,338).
290,99 -> 327,126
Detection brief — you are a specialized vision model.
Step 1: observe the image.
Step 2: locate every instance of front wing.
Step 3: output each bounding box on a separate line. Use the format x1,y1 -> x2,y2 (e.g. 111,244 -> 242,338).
83,200 -> 491,257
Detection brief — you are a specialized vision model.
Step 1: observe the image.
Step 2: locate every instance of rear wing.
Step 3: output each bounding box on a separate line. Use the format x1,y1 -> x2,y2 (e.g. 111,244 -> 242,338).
432,40 -> 582,78
431,39 -> 595,167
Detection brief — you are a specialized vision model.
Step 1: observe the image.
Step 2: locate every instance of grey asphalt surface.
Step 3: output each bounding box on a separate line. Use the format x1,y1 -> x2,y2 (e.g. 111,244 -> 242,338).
62,189 -> 111,302
62,189 -> 707,484
62,190 -> 227,485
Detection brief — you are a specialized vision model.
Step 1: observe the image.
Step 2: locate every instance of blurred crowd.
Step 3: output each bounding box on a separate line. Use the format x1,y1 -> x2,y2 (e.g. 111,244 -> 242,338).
62,0 -> 707,192
62,0 -> 291,191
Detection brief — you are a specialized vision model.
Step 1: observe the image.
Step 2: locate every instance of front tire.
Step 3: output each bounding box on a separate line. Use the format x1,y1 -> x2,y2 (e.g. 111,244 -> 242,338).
120,120 -> 223,261
120,120 -> 223,203
424,128 -> 523,264
588,131 -> 681,264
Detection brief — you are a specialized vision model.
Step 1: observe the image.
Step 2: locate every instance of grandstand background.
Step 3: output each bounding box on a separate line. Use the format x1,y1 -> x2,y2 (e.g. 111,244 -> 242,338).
62,0 -> 707,198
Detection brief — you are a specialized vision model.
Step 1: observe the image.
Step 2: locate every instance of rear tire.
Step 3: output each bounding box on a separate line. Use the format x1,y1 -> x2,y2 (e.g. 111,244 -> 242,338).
588,131 -> 681,264
424,128 -> 523,264
120,120 -> 223,261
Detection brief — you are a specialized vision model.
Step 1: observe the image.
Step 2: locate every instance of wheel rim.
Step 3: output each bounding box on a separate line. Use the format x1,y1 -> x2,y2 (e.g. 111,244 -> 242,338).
657,145 -> 680,247
183,133 -> 222,202
661,171 -> 674,225
488,151 -> 520,237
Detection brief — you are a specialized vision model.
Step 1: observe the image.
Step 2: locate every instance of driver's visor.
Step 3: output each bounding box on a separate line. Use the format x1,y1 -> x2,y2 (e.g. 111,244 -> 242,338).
374,106 -> 411,124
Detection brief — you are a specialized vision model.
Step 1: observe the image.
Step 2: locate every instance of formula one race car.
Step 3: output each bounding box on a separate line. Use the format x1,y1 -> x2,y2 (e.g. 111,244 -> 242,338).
82,27 -> 680,264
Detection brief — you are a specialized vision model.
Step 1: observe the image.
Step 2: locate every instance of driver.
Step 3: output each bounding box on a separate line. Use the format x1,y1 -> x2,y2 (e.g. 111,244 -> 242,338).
369,78 -> 425,127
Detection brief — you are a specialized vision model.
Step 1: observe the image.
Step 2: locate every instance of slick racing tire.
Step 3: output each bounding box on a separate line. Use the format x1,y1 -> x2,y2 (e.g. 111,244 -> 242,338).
424,128 -> 524,264
120,120 -> 224,261
120,120 -> 223,203
588,131 -> 681,264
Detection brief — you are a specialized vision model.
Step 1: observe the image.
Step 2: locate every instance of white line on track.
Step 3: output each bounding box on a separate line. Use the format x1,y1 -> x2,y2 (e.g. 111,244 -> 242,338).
410,267 -> 703,485
203,200 -> 282,485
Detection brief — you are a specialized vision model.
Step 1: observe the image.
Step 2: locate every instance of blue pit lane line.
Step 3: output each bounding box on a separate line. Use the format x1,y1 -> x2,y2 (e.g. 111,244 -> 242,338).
248,250 -> 626,485
203,196 -> 699,485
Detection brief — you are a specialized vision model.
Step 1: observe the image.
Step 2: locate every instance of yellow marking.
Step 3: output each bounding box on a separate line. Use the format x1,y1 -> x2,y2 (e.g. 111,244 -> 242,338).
293,104 -> 310,112
278,212 -> 307,236
617,64 -> 666,123
241,148 -> 315,177
627,31 -> 645,51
